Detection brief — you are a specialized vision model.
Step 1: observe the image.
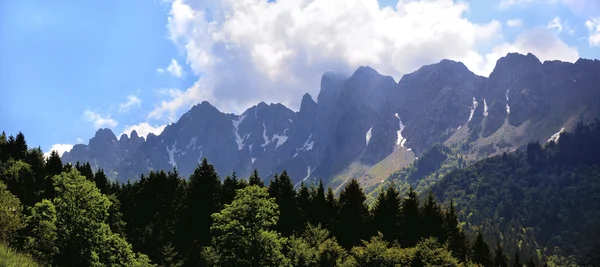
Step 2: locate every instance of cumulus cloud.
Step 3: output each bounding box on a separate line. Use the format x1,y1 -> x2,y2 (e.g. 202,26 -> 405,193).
506,19 -> 523,27
76,138 -> 84,144
157,59 -> 183,77
151,0 -> 579,119
119,95 -> 142,113
43,144 -> 74,158
585,18 -> 600,46
121,122 -> 167,139
547,17 -> 563,33
476,27 -> 579,74
83,110 -> 118,128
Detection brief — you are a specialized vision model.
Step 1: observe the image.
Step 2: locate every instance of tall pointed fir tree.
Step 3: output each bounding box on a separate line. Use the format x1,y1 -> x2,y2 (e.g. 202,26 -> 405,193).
400,186 -> 421,247
222,172 -> 238,205
472,230 -> 492,266
336,179 -> 371,249
310,179 -> 327,226
371,182 -> 401,242
513,251 -> 521,267
420,191 -> 446,243
444,199 -> 468,262
297,182 -> 312,227
324,187 -> 338,231
177,158 -> 222,266
267,171 -> 299,237
248,169 -> 264,187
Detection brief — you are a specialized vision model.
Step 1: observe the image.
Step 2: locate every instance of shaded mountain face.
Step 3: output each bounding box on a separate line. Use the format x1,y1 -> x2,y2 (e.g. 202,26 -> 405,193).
62,53 -> 600,185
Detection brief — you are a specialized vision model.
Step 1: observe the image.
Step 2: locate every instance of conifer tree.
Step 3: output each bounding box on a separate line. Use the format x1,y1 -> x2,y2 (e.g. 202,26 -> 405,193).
249,169 -> 264,187
310,179 -> 327,226
94,169 -> 110,195
472,230 -> 491,266
324,187 -> 338,231
267,171 -> 298,237
177,158 -> 222,266
421,191 -> 445,242
297,182 -> 312,227
45,151 -> 63,178
527,257 -> 536,267
371,183 -> 401,242
400,186 -> 421,247
336,179 -> 371,249
445,199 -> 468,262
222,172 -> 238,205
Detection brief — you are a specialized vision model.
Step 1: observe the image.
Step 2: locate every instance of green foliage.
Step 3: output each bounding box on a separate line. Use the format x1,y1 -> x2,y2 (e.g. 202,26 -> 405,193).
371,182 -> 401,242
0,242 -> 38,267
0,181 -> 24,243
285,224 -> 346,267
207,186 -> 289,267
23,199 -> 57,264
268,171 -> 299,237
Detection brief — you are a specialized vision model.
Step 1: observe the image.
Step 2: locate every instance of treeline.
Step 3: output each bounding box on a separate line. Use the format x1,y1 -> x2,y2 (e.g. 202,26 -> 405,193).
0,132 -> 546,266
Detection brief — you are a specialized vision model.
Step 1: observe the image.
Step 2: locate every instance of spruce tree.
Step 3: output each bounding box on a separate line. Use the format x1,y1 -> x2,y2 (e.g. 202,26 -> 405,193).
94,169 -> 110,195
400,186 -> 421,247
297,182 -> 312,227
177,158 -> 222,266
445,200 -> 468,262
527,257 -> 536,267
222,172 -> 238,205
371,183 -> 401,242
249,169 -> 264,187
472,230 -> 491,266
324,187 -> 338,231
420,191 -> 445,243
336,179 -> 371,249
310,179 -> 327,226
267,171 -> 299,237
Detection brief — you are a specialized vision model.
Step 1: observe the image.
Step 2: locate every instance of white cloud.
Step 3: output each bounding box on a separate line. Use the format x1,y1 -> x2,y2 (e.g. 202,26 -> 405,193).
43,144 -> 74,158
477,27 -> 579,74
83,110 -> 118,128
121,123 -> 167,139
153,0 -> 503,118
76,138 -> 84,144
157,59 -> 183,77
585,17 -> 600,46
547,17 -> 563,33
119,95 -> 142,113
499,0 -> 600,14
506,19 -> 523,27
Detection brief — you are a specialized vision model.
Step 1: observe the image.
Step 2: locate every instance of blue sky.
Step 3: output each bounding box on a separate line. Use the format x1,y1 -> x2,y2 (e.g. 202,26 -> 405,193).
1,0 -> 599,156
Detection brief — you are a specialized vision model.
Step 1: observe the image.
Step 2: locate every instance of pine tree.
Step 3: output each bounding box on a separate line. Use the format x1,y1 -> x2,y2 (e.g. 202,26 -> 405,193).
310,179 -> 327,226
177,158 -> 222,266
527,257 -> 536,267
324,187 -> 338,231
471,230 -> 491,266
297,182 -> 312,227
249,169 -> 264,187
336,179 -> 371,249
400,186 -> 421,247
267,171 -> 299,237
420,191 -> 445,242
371,182 -> 401,242
222,172 -> 238,205
494,241 -> 508,267
45,151 -> 63,177
445,199 -> 468,262
94,169 -> 110,195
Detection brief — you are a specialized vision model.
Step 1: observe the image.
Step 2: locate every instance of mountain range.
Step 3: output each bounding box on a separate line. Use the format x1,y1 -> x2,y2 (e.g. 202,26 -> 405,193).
61,52 -> 600,188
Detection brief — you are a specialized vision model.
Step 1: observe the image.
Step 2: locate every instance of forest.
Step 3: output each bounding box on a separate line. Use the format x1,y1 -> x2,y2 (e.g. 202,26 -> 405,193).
1,123 -> 600,266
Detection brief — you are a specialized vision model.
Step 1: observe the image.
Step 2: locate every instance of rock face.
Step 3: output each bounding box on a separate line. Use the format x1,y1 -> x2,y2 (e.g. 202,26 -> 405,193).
62,53 -> 600,185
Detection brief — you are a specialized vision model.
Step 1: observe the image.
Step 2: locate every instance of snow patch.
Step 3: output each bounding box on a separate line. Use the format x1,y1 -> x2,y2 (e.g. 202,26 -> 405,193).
295,166 -> 314,187
232,115 -> 247,150
251,157 -> 257,163
249,144 -> 253,153
261,123 -> 269,147
505,88 -> 510,114
483,99 -> 489,116
468,97 -> 478,122
301,135 -> 314,151
288,119 -> 293,123
293,152 -> 298,158
186,137 -> 197,150
394,113 -> 406,147
457,125 -> 462,130
365,126 -> 373,146
272,134 -> 288,148
166,142 -> 178,168
548,127 -> 565,142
